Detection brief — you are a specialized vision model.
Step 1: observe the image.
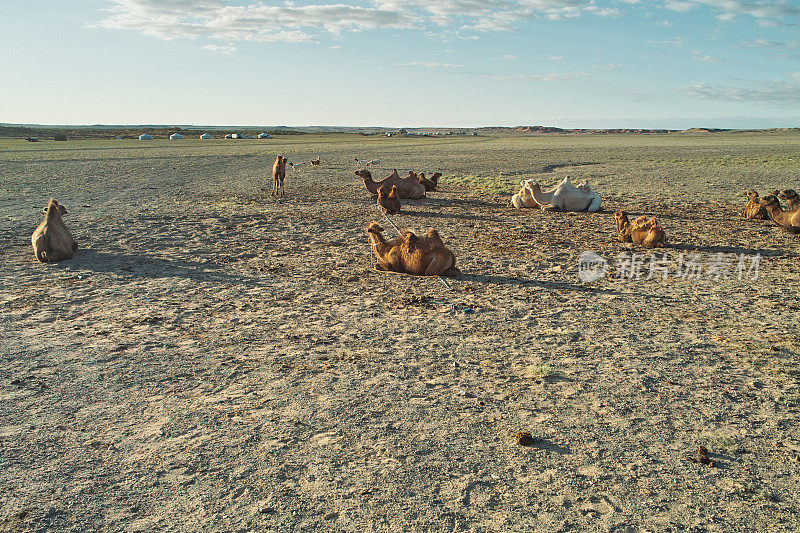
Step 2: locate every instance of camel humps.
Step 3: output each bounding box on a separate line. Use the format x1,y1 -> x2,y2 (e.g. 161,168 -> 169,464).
378,185 -> 400,214
367,222 -> 460,277
759,195 -> 800,233
614,211 -> 666,248
356,169 -> 426,199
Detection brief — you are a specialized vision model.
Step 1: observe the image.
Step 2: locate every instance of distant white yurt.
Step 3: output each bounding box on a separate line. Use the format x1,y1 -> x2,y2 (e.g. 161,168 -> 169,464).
225,133 -> 233,139
200,133 -> 212,140
139,134 -> 153,140
258,133 -> 271,139
169,133 -> 184,140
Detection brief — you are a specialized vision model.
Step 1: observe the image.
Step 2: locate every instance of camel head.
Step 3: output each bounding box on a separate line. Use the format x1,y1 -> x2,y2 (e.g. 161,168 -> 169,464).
431,172 -> 442,180
758,195 -> 781,209
367,222 -> 384,234
355,169 -> 372,180
746,190 -> 760,202
614,210 -> 630,232
378,185 -> 390,198
390,185 -> 398,196
43,198 -> 67,218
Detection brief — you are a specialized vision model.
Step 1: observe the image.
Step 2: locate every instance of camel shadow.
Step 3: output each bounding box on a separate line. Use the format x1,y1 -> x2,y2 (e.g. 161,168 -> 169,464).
530,438 -> 571,455
668,242 -> 787,257
68,249 -> 266,286
459,273 -> 680,300
402,210 -> 502,223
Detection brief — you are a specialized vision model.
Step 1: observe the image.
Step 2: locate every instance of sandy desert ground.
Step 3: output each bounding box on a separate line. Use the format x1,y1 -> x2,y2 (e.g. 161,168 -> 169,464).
1,132 -> 799,531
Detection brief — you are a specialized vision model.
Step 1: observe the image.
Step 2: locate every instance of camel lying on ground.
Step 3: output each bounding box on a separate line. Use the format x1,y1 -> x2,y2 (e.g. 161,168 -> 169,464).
31,198 -> 77,262
272,155 -> 287,197
776,189 -> 800,211
614,211 -> 666,248
356,169 -> 426,199
759,195 -> 800,233
511,179 -> 541,208
367,222 -> 460,277
418,172 -> 442,192
378,185 -> 400,214
742,191 -> 769,219
516,176 -> 602,212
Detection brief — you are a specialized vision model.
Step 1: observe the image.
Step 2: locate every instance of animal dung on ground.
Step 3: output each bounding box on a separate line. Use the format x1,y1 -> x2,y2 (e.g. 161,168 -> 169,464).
31,198 -> 77,262
686,445 -> 716,467
311,157 -> 321,166
515,431 -> 535,446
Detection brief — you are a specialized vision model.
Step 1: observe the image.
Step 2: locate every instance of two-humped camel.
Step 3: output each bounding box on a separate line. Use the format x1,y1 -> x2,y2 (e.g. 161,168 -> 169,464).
759,195 -> 800,233
614,211 -> 667,248
512,177 -> 602,212
31,198 -> 77,262
367,222 -> 460,277
356,169 -> 426,199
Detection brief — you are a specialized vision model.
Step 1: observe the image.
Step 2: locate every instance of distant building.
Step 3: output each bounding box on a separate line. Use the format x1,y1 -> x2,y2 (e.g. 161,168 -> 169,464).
200,133 -> 212,139
139,134 -> 153,140
258,133 -> 271,139
169,133 -> 184,140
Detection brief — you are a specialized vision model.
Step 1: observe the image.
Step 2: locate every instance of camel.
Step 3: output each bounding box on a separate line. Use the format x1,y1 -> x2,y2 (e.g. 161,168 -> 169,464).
378,185 -> 400,214
31,198 -> 77,262
418,172 -> 442,192
614,211 -> 666,248
511,179 -> 542,208
758,195 -> 800,233
271,155 -> 287,197
311,157 -> 321,166
523,176 -> 602,212
742,191 -> 769,219
777,189 -> 800,211
367,222 -> 460,277
356,169 -> 426,199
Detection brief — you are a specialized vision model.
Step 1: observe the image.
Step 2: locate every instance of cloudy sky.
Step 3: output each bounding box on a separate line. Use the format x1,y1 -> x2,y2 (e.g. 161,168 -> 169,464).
2,0 -> 799,128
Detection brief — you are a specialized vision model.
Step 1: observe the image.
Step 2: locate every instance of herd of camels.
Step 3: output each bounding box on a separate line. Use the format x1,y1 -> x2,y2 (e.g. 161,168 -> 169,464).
30,155 -> 800,278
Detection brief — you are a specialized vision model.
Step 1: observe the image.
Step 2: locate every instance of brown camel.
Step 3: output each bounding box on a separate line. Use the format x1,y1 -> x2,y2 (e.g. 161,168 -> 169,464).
614,211 -> 666,248
31,198 -> 77,262
742,191 -> 769,219
271,155 -> 287,197
758,195 -> 800,233
367,222 -> 460,277
417,172 -> 441,192
356,169 -> 426,199
378,185 -> 401,214
777,189 -> 800,211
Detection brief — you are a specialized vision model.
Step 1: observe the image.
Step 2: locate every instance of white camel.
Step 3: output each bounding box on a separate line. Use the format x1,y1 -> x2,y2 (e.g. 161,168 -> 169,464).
513,176 -> 601,212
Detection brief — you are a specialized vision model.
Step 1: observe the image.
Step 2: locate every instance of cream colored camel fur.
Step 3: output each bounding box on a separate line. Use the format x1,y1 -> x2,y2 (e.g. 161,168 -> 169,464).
31,198 -> 77,262
522,176 -> 602,212
511,179 -> 541,208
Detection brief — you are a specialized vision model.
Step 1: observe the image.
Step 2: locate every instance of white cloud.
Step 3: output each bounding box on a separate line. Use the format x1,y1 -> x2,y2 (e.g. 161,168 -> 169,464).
492,72 -> 589,82
394,61 -> 464,69
201,44 -> 236,54
495,54 -> 518,60
690,51 -> 724,62
657,19 -> 673,27
685,74 -> 800,106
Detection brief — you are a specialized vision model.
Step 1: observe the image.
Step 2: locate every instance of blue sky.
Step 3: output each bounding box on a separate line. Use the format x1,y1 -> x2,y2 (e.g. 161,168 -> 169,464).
1,0 -> 799,128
